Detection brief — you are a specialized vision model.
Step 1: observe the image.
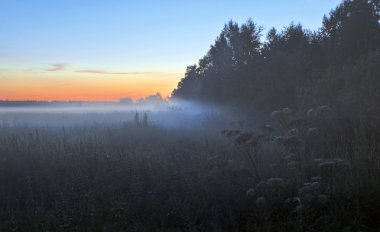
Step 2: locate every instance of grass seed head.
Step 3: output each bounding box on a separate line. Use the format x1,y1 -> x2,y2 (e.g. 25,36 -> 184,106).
256,197 -> 269,208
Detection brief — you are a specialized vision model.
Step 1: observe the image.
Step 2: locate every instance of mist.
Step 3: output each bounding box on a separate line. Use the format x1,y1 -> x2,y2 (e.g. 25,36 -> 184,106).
0,99 -> 233,129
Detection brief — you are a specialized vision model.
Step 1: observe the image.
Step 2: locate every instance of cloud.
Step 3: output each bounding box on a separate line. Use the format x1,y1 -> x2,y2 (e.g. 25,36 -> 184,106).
75,69 -> 160,75
46,63 -> 67,72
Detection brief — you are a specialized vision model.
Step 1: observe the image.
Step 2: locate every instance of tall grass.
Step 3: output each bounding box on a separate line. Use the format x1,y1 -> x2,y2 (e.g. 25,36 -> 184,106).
0,109 -> 379,231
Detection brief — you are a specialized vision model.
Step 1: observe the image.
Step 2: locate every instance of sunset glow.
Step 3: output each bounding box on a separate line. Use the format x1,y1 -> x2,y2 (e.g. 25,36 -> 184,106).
0,0 -> 341,101
0,68 -> 182,101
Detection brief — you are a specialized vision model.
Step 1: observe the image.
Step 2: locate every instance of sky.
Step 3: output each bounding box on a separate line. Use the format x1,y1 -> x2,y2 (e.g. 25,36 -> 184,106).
0,0 -> 342,101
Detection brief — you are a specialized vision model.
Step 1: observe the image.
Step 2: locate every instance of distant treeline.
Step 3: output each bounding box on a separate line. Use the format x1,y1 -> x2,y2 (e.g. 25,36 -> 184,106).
0,100 -> 120,107
0,93 -> 166,107
172,0 -> 380,121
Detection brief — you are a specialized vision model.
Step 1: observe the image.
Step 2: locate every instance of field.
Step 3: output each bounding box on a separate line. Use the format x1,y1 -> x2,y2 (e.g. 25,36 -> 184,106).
0,106 -> 379,231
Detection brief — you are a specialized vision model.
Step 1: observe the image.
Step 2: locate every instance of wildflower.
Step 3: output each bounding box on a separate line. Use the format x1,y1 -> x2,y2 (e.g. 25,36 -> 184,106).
273,136 -> 284,144
270,163 -> 278,170
235,132 -> 253,145
302,193 -> 315,203
263,124 -> 274,132
307,108 -> 317,118
316,105 -> 332,117
284,197 -> 301,210
283,153 -> 296,161
267,177 -> 284,188
166,211 -> 186,228
310,176 -> 323,182
317,105 -> 331,111
311,182 -> 321,191
334,158 -> 351,169
288,128 -> 298,136
303,182 -> 312,187
206,155 -> 218,162
318,194 -> 328,205
270,110 -> 287,124
317,161 -> 336,178
282,108 -> 292,114
236,120 -> 244,127
317,160 -> 336,170
283,135 -> 300,151
225,130 -> 240,137
307,128 -> 319,137
312,158 -> 324,167
270,110 -> 283,119
255,197 -> 268,208
247,135 -> 261,146
246,188 -> 255,198
286,161 -> 297,170
256,181 -> 271,195
294,204 -> 304,213
289,118 -> 308,128
298,184 -> 315,197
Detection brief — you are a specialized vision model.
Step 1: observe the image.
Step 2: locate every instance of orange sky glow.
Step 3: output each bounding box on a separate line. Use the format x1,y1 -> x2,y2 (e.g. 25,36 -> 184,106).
0,69 -> 183,101
0,1 -> 342,102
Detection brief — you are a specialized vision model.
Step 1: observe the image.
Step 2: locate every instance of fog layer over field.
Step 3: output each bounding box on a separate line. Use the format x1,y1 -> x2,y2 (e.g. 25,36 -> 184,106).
0,100 -> 235,129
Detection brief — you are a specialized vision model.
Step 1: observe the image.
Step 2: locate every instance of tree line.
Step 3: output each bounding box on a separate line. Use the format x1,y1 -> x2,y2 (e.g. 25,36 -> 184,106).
172,0 -> 380,128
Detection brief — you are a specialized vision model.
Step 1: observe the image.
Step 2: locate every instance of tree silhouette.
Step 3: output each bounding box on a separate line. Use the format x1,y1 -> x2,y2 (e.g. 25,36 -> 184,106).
172,0 -> 380,115
143,112 -> 148,127
134,111 -> 140,125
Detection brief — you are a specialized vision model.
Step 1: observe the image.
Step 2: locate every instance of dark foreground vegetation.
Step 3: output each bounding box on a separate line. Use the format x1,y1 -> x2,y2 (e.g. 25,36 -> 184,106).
0,110 -> 379,231
1,0 -> 380,231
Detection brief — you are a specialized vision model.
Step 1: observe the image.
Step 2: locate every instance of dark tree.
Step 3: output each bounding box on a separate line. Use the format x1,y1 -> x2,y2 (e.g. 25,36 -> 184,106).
171,0 -> 380,117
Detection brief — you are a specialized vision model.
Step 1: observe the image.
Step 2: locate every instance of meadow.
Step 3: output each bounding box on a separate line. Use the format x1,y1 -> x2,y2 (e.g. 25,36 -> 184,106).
0,105 -> 379,231
1,0 -> 379,231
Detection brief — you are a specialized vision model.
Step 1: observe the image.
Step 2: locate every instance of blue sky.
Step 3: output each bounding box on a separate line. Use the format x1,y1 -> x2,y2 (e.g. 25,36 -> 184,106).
0,0 -> 342,71
0,0 -> 342,100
